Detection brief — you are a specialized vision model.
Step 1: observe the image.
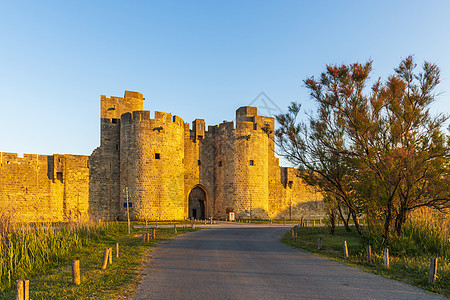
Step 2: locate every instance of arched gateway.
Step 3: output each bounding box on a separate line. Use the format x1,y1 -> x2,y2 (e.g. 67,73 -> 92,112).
188,186 -> 207,219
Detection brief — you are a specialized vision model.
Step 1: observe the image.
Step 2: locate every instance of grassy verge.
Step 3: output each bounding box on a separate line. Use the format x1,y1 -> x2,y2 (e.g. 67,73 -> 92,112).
0,222 -> 197,299
281,226 -> 449,298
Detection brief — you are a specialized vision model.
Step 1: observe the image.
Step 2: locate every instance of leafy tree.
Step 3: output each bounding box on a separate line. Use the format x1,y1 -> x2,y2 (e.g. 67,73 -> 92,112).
276,56 -> 449,241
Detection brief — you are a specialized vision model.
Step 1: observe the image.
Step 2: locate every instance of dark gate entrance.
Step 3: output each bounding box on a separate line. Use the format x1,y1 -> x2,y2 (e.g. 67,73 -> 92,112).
188,186 -> 206,219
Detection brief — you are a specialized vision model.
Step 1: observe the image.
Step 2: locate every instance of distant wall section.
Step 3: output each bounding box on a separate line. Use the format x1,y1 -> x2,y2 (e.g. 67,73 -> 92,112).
0,152 -> 89,222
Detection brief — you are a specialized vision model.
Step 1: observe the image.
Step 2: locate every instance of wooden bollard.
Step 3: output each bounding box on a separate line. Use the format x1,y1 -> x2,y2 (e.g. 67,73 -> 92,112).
152,228 -> 156,239
343,240 -> 348,258
191,218 -> 194,229
384,248 -> 389,269
155,219 -> 158,228
142,233 -> 146,244
146,232 -> 150,242
318,237 -> 322,250
283,218 -> 286,225
16,280 -> 29,300
291,227 -> 295,239
428,257 -> 437,283
204,219 -> 207,225
116,243 -> 119,258
210,217 -> 212,225
101,248 -> 109,270
174,224 -> 177,233
72,260 -> 81,285
367,245 -> 372,264
108,247 -> 113,264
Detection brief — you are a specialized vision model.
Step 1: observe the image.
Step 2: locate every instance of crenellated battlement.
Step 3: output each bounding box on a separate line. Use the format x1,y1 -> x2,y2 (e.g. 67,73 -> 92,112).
100,90 -> 144,120
120,110 -> 185,129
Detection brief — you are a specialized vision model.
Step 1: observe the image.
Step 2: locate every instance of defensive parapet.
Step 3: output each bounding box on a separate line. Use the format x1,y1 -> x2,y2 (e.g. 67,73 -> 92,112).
101,90 -> 144,120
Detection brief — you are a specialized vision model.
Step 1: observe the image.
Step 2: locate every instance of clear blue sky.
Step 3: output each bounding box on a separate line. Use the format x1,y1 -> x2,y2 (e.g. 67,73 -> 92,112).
1,1 -> 449,161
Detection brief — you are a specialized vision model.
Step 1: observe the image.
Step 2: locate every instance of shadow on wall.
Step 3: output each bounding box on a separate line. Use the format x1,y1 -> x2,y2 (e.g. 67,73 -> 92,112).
272,200 -> 326,220
231,201 -> 325,221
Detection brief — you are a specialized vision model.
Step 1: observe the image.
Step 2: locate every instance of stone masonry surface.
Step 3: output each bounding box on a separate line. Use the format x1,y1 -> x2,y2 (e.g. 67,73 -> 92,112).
1,90 -> 325,221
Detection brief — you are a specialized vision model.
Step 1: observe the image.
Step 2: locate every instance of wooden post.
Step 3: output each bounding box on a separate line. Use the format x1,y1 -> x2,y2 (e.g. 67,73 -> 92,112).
108,247 -> 113,264
210,217 -> 212,225
116,243 -> 119,258
283,218 -> 286,226
174,224 -> 177,233
155,219 -> 158,228
101,248 -> 109,270
318,237 -> 322,250
367,245 -> 372,264
343,240 -> 348,258
291,227 -> 295,239
142,233 -> 146,244
384,248 -> 389,269
16,280 -> 29,300
191,218 -> 194,229
72,260 -> 81,285
152,228 -> 156,239
146,232 -> 150,242
16,280 -> 24,300
204,219 -> 207,225
428,257 -> 437,283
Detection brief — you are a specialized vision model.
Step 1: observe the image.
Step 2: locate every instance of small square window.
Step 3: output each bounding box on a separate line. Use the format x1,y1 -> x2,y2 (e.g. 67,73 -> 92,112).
198,160 -> 201,166
249,160 -> 254,166
56,172 -> 63,182
155,153 -> 161,159
219,161 -> 222,167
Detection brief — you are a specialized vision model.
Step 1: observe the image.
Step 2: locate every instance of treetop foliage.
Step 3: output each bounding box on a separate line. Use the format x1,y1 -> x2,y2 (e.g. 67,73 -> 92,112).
276,56 -> 449,242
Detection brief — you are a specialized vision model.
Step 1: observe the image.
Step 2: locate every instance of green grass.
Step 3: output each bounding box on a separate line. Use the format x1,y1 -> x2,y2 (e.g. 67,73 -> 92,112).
0,222 -> 196,299
282,226 -> 450,298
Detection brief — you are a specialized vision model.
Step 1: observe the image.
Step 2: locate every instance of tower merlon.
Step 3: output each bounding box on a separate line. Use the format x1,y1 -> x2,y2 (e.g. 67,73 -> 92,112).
236,106 -> 257,122
124,90 -> 144,100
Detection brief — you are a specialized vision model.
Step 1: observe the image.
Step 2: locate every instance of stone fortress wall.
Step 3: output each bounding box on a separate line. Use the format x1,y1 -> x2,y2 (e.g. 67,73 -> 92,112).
89,91 -> 325,221
0,90 -> 324,222
0,152 -> 89,222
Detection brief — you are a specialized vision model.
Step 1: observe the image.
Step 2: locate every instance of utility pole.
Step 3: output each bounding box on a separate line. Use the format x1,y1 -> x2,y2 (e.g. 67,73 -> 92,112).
124,187 -> 130,234
249,196 -> 252,222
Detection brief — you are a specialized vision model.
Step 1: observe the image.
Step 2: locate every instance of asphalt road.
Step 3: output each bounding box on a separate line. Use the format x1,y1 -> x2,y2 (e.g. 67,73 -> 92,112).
130,223 -> 446,300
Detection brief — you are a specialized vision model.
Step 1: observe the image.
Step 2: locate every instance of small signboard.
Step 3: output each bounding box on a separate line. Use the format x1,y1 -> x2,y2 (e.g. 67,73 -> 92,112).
228,212 -> 235,221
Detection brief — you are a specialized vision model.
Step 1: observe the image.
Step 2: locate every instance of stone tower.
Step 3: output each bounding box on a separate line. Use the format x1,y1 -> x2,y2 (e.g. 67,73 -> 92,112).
89,90 -> 324,221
